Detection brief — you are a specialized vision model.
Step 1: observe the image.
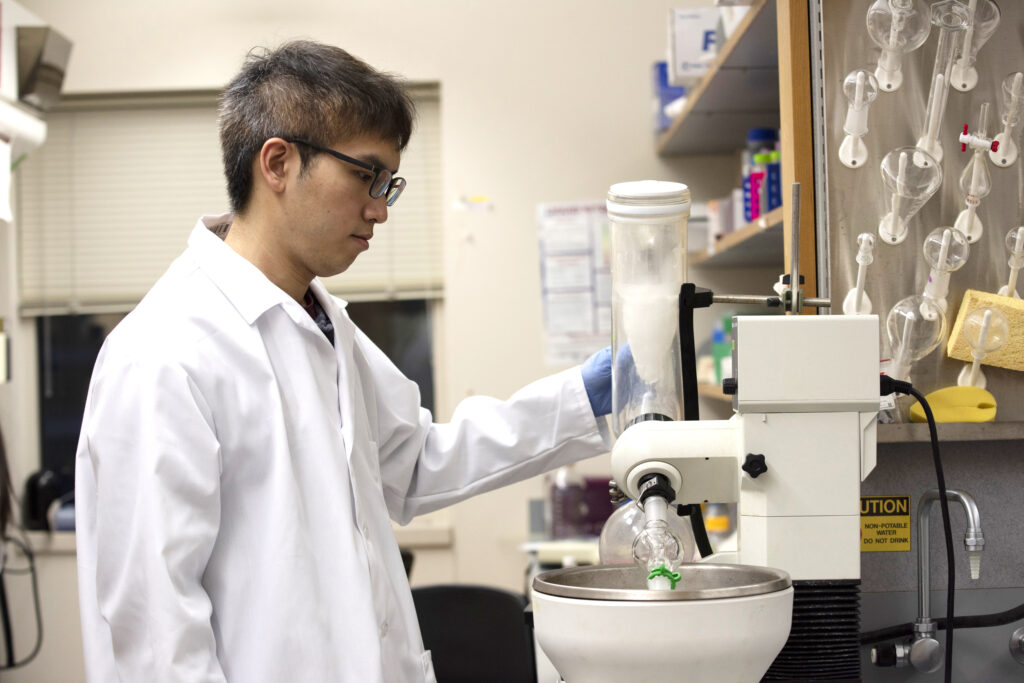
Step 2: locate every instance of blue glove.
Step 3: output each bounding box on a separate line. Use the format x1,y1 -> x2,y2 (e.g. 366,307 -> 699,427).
581,346 -> 612,417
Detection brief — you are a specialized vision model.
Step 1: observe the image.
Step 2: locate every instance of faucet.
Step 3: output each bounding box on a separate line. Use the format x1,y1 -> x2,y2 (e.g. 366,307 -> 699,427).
907,488 -> 985,673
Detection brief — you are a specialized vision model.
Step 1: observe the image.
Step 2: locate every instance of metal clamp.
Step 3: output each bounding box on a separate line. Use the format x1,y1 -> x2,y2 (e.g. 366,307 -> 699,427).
608,480 -> 628,505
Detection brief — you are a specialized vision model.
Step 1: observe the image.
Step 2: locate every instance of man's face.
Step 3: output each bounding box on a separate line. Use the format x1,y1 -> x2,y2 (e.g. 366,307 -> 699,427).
282,133 -> 401,280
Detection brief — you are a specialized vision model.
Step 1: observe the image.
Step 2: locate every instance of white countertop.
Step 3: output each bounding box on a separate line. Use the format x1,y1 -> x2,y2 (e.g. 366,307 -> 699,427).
24,524 -> 454,557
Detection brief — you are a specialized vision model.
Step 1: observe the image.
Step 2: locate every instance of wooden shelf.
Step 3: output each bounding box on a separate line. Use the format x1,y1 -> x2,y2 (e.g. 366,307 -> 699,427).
879,422 -> 1024,444
657,0 -> 779,156
690,206 -> 784,268
697,383 -> 731,401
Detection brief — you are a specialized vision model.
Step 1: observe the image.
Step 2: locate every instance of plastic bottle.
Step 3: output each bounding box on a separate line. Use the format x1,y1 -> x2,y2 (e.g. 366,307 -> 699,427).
741,150 -> 754,222
742,128 -> 778,223
712,314 -> 734,384
711,321 -> 729,385
767,149 -> 782,211
746,127 -> 778,156
703,502 -> 738,550
548,464 -> 586,539
750,153 -> 771,220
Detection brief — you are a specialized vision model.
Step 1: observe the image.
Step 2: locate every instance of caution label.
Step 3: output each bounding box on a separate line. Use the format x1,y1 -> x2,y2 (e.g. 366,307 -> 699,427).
861,495 -> 911,553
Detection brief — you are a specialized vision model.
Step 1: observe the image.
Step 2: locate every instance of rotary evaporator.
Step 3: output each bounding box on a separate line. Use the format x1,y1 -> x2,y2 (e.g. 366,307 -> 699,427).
531,180 -> 881,682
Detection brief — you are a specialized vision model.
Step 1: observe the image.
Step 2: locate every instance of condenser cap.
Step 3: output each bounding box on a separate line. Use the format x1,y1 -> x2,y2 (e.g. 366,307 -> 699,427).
607,180 -> 691,220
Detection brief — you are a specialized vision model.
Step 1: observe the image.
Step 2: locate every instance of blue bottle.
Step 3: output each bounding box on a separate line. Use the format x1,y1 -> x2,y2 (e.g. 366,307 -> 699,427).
767,150 -> 782,211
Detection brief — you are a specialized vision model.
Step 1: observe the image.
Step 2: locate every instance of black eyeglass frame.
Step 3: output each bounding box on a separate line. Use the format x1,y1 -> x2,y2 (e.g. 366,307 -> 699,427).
284,137 -> 406,206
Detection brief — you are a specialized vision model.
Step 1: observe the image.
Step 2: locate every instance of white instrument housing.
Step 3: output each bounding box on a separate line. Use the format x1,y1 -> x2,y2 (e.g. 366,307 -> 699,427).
611,315 -> 880,581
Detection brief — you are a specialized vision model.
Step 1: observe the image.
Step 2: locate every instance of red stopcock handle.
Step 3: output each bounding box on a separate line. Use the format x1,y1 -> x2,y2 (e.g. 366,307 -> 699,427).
960,124 -> 999,153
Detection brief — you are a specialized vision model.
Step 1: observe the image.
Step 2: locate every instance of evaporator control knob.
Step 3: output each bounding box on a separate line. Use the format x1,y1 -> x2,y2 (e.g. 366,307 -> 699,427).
742,453 -> 768,478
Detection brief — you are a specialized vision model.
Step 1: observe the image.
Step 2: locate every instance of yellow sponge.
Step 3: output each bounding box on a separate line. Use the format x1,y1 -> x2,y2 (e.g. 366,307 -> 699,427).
946,289 -> 1024,371
909,386 -> 996,423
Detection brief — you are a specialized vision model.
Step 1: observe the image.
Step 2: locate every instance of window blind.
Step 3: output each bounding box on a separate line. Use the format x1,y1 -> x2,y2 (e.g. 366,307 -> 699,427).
17,88 -> 442,314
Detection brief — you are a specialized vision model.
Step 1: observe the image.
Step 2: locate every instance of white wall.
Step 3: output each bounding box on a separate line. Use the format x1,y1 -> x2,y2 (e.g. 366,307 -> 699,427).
3,1 -> 750,679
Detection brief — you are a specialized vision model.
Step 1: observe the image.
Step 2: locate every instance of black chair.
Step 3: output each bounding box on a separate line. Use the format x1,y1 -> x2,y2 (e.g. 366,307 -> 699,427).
411,584 -> 538,683
400,548 -> 415,578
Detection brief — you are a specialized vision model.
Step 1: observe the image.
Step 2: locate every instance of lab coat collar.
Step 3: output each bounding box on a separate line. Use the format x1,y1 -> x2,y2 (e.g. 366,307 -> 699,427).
189,213 -> 348,327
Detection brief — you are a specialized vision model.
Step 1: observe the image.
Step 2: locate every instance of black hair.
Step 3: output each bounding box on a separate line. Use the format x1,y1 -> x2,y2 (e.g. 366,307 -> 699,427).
218,40 -> 416,215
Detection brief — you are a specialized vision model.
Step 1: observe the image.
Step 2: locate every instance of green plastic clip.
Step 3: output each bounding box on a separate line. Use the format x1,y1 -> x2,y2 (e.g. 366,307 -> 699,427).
647,564 -> 682,590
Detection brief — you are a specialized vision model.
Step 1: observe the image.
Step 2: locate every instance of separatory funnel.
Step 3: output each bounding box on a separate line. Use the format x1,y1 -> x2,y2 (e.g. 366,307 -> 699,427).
922,227 -> 970,314
955,103 -> 997,243
839,70 -> 880,168
998,226 -> 1024,298
886,295 -> 946,384
866,0 -> 931,93
843,233 -> 876,314
916,1 -> 970,164
957,307 -> 1009,389
991,73 -> 1024,168
950,0 -> 1001,93
878,147 -> 943,245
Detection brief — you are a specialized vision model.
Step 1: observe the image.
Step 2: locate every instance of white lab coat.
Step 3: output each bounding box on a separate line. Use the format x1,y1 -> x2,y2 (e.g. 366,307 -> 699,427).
75,215 -> 610,683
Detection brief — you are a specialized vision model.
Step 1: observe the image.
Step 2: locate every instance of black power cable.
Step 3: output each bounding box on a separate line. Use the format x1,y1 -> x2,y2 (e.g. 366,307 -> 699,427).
861,599 -> 1024,645
0,575 -> 13,667
677,504 -> 714,559
879,375 -> 955,682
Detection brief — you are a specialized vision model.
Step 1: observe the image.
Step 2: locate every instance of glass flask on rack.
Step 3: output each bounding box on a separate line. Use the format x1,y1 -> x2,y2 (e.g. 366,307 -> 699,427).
878,147 -> 942,245
865,0 -> 931,92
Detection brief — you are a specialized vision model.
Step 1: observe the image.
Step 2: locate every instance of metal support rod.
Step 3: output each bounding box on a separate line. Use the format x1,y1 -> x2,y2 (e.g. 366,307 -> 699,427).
713,294 -> 782,306
790,182 -> 802,314
711,294 -> 831,308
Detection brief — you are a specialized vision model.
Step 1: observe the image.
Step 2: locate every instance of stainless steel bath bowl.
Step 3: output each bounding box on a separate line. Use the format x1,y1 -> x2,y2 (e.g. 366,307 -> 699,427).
533,563 -> 792,602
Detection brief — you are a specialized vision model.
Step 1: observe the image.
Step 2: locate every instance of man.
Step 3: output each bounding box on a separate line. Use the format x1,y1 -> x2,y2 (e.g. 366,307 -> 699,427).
75,40 -> 612,682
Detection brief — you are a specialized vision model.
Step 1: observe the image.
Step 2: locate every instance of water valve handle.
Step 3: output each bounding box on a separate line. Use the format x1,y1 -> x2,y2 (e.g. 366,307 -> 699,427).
1011,626 -> 1024,665
871,643 -> 898,667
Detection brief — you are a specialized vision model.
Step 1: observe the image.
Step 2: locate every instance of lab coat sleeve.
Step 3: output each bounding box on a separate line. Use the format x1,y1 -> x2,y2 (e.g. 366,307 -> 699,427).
77,351 -> 226,682
353,329 -> 610,524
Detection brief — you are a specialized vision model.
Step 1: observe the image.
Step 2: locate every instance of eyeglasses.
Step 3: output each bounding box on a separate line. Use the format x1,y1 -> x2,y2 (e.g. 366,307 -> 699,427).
285,138 -> 406,206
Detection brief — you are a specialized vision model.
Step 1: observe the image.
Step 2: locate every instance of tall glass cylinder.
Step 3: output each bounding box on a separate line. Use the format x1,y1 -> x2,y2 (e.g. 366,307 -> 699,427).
916,1 -> 970,163
607,180 -> 690,437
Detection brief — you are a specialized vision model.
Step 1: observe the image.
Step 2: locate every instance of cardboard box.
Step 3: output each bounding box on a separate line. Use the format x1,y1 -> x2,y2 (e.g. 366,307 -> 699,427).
668,8 -> 722,86
652,61 -> 686,133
